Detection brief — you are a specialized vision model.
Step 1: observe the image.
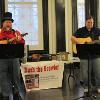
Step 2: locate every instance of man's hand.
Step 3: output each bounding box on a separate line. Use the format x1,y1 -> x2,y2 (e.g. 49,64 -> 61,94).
16,35 -> 22,42
71,36 -> 81,44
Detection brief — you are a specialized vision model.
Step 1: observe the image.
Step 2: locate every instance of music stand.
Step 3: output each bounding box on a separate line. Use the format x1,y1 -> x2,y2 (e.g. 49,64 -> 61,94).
73,44 -> 100,100
0,44 -> 24,100
0,44 -> 24,58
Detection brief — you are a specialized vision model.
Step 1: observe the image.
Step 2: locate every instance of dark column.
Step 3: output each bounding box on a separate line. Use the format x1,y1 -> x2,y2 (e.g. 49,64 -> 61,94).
55,0 -> 66,52
0,0 -> 5,27
42,0 -> 49,51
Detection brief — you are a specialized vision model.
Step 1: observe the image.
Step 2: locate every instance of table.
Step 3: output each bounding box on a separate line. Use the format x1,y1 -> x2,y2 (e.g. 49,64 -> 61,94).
21,61 -> 65,92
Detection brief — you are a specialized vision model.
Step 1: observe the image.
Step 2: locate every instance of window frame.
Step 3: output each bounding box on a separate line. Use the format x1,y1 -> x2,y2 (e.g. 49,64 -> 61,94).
6,0 -> 44,50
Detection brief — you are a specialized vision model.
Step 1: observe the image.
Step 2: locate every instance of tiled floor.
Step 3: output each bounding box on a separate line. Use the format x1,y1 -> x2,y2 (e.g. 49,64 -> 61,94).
25,80 -> 100,100
25,65 -> 100,100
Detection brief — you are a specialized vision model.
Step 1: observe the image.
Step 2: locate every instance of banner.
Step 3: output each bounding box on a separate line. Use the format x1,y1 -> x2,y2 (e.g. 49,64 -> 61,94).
21,61 -> 64,92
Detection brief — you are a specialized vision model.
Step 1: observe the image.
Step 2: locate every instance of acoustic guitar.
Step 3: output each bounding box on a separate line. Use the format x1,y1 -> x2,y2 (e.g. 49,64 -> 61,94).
72,37 -> 92,54
0,33 -> 28,44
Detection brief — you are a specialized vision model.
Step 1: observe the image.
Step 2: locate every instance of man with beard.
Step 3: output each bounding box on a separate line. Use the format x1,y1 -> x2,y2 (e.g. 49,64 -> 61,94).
0,12 -> 25,100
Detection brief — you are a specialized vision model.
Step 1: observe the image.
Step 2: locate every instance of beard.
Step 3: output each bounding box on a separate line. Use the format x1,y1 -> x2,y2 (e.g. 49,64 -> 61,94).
4,26 -> 12,31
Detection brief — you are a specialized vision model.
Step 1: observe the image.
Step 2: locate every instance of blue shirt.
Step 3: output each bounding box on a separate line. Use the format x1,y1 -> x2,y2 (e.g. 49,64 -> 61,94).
74,27 -> 100,40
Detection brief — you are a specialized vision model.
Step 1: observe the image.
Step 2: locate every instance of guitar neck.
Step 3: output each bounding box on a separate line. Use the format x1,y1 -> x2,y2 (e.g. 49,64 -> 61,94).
8,33 -> 28,43
21,33 -> 28,37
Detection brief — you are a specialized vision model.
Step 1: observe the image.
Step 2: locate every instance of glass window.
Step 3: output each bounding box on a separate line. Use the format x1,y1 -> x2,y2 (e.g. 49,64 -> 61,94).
9,0 -> 37,2
77,0 -> 85,28
8,0 -> 39,45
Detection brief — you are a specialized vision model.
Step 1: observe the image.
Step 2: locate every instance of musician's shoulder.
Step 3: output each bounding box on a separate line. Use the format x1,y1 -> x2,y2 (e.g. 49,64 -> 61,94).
93,27 -> 100,32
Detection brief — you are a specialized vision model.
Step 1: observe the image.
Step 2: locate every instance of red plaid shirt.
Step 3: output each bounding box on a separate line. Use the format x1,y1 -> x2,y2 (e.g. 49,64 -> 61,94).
0,29 -> 25,44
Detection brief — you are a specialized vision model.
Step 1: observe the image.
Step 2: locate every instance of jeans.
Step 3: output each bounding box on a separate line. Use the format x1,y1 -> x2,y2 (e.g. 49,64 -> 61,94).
0,58 -> 22,98
80,56 -> 100,88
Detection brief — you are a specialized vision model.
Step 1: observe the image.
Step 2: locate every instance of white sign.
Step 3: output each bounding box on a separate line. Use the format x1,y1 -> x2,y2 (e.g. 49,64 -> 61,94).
21,61 -> 64,92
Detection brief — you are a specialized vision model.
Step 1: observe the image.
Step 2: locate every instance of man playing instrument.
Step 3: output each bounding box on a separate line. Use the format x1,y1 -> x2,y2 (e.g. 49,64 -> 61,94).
71,16 -> 100,93
0,12 -> 25,100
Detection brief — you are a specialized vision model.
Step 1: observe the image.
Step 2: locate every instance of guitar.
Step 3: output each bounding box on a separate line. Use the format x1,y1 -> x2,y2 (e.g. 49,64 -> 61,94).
72,37 -> 92,54
0,33 -> 28,44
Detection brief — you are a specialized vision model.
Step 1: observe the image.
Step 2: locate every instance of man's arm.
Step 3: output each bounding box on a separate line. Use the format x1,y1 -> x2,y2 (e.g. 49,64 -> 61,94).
15,30 -> 25,44
71,36 -> 92,44
71,36 -> 80,44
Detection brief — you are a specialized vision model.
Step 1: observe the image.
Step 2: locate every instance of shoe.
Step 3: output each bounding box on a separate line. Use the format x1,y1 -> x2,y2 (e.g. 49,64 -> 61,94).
0,93 -> 3,98
14,92 -> 22,100
80,81 -> 84,86
84,88 -> 88,93
3,96 -> 9,100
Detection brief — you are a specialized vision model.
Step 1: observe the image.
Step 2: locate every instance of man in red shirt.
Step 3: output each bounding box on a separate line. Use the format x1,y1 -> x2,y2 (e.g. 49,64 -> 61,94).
0,13 -> 24,44
0,12 -> 25,100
